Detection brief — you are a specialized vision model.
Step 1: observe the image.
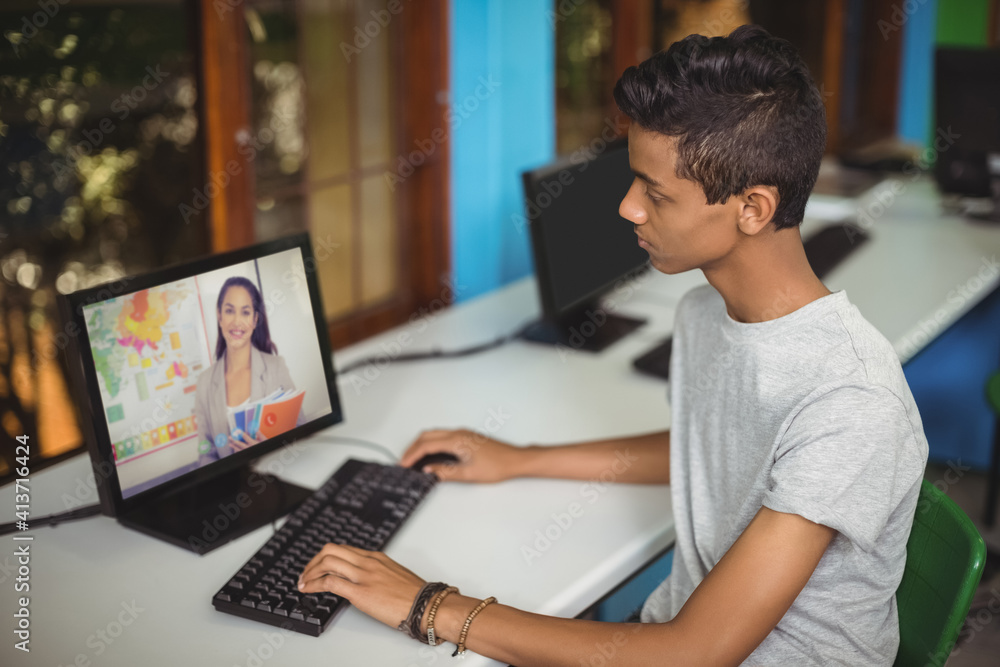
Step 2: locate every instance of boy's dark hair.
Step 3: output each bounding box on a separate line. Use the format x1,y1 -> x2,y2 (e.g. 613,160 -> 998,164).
613,25 -> 826,229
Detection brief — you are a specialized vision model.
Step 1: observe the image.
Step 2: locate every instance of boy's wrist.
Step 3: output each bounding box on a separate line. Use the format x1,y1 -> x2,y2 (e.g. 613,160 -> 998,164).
512,444 -> 545,479
420,593 -> 480,644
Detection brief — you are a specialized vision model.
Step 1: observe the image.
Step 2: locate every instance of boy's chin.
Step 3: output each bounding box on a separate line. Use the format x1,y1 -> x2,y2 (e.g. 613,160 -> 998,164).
648,255 -> 690,276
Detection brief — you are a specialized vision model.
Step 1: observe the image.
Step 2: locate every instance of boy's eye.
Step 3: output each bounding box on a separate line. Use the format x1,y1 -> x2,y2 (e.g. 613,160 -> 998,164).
645,188 -> 668,203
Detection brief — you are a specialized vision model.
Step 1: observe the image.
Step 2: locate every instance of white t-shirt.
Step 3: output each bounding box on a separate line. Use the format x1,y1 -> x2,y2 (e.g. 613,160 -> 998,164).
641,285 -> 928,666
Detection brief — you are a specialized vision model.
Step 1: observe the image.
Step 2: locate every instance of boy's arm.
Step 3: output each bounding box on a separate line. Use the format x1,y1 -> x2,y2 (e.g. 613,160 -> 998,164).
400,429 -> 671,485
299,506 -> 835,666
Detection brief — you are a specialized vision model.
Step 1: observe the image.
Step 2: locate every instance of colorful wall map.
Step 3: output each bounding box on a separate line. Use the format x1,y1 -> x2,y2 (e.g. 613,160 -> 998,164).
84,279 -> 213,463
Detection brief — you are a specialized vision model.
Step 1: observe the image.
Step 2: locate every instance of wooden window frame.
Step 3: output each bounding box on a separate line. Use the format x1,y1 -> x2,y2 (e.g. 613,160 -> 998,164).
198,0 -> 450,350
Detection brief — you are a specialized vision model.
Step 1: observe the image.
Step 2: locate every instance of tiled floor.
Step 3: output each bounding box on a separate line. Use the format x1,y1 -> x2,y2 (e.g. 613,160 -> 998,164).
925,463 -> 1000,667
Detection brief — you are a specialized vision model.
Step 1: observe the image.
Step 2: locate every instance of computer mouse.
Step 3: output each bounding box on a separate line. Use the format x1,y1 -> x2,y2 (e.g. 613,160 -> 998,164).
409,452 -> 460,471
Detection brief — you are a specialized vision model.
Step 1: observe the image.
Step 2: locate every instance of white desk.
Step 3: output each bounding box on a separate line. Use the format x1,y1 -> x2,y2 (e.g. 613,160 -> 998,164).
0,276 -> 677,667
4,176 -> 1000,667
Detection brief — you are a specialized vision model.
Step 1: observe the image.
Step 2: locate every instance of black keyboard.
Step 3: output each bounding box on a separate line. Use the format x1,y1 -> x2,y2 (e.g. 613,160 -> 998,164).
212,459 -> 437,636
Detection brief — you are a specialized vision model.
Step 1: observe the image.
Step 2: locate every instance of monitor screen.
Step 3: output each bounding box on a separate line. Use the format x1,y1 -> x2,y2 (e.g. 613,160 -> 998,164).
70,238 -> 338,502
523,140 -> 649,316
934,47 -> 1000,198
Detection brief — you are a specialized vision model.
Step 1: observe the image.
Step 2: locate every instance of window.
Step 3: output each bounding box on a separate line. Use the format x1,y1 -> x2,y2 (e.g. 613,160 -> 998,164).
0,0 -> 207,477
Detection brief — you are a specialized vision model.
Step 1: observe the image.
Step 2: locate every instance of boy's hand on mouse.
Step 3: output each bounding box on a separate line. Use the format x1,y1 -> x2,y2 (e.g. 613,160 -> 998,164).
401,429 -> 524,483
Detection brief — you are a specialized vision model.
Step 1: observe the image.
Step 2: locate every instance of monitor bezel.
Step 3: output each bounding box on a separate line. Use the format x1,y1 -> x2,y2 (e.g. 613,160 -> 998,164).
521,138 -> 647,319
59,232 -> 343,518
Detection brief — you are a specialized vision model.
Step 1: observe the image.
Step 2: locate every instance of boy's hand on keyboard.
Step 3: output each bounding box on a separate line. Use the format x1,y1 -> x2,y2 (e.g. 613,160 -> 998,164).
297,544 -> 424,629
401,429 -> 523,483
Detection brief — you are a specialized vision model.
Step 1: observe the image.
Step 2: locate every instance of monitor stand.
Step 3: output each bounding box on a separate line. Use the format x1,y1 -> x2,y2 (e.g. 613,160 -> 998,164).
521,303 -> 645,353
118,464 -> 312,555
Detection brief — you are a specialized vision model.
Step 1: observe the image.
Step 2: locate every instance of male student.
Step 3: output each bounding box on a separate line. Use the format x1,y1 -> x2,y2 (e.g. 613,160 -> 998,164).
299,25 -> 928,666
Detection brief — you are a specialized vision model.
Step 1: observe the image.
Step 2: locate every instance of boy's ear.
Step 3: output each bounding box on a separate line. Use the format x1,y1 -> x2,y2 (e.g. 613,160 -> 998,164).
736,185 -> 779,236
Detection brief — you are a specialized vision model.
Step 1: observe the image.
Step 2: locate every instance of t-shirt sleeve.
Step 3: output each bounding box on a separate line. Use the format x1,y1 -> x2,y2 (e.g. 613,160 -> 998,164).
762,384 -> 922,553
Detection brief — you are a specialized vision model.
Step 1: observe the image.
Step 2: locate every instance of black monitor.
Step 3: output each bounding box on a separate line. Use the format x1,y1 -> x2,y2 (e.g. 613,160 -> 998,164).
934,47 -> 1000,218
58,233 -> 343,554
520,139 -> 649,352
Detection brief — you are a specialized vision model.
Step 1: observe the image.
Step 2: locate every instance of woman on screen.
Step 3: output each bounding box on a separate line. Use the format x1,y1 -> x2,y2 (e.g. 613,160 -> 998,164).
195,276 -> 297,466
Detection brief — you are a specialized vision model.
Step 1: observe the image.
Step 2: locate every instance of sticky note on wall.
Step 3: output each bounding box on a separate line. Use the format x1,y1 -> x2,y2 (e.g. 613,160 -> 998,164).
106,404 -> 124,423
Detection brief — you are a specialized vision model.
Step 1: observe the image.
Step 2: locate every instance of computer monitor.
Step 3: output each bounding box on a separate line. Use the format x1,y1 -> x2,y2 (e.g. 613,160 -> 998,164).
934,47 -> 1000,218
58,233 -> 343,554
520,138 -> 649,352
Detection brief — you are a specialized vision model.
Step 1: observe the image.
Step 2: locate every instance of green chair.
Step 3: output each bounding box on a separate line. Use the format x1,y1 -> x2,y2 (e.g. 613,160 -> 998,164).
894,480 -> 987,667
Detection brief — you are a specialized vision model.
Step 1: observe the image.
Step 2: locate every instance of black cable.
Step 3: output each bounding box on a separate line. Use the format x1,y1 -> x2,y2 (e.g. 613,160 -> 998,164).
309,434 -> 399,463
335,321 -> 533,376
0,503 -> 102,536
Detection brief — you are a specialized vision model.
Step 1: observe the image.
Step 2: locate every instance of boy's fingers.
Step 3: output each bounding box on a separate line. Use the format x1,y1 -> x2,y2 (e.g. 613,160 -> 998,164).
401,431 -> 454,465
424,461 -> 463,481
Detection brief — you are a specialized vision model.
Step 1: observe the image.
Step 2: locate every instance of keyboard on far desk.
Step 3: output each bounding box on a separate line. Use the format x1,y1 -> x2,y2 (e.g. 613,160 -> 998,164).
212,459 -> 437,636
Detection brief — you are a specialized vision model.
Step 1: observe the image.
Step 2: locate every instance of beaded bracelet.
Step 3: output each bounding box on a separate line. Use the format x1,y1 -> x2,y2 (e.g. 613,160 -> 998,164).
452,596 -> 497,657
425,586 -> 458,646
398,582 -> 448,642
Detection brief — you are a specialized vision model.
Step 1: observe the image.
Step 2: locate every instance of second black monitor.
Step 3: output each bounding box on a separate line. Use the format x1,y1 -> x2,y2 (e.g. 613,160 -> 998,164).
521,138 -> 649,351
